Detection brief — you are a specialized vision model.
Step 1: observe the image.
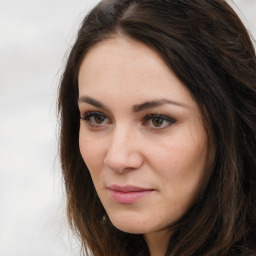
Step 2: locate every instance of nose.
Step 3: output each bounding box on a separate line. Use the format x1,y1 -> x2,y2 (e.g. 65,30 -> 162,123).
104,126 -> 144,173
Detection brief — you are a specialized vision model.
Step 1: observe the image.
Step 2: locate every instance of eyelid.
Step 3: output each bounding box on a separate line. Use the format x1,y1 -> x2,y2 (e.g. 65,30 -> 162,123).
80,111 -> 106,120
144,114 -> 176,122
80,111 -> 111,128
142,114 -> 177,129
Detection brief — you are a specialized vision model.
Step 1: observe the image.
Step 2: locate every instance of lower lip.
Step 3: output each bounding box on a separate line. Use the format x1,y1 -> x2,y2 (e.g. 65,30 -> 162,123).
109,189 -> 154,204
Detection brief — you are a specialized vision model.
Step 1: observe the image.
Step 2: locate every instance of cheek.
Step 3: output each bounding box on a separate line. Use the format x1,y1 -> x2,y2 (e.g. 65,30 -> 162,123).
79,129 -> 106,175
146,131 -> 208,195
149,139 -> 206,173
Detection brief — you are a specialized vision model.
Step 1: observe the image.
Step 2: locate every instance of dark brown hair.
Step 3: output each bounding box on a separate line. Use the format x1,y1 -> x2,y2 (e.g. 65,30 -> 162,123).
58,0 -> 256,255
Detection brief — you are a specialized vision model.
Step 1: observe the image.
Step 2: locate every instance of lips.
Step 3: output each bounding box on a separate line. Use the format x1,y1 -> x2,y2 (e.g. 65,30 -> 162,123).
108,185 -> 154,204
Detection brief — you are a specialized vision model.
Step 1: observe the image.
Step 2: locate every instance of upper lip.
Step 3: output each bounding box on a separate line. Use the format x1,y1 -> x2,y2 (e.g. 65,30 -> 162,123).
108,184 -> 154,192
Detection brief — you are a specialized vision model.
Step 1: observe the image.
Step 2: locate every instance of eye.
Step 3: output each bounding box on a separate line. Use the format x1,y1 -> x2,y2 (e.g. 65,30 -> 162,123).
143,114 -> 176,129
80,112 -> 110,127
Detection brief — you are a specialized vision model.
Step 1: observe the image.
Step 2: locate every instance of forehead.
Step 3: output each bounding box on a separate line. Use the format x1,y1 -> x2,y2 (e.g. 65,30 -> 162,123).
78,37 -> 200,117
78,37 -> 197,110
78,36 -> 169,87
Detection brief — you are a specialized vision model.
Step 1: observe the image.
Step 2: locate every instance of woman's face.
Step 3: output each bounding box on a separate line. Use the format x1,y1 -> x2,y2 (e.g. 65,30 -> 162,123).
78,37 -> 210,237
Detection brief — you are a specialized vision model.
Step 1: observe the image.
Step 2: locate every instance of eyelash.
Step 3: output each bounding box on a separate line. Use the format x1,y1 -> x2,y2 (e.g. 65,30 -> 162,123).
80,112 -> 109,128
80,111 -> 177,129
142,114 -> 176,128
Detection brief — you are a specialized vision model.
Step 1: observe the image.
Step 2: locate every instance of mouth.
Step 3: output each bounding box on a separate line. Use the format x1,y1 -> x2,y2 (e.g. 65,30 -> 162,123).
108,185 -> 155,204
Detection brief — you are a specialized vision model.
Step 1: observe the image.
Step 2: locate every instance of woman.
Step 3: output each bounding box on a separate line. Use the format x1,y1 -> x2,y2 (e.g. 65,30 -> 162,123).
58,0 -> 256,255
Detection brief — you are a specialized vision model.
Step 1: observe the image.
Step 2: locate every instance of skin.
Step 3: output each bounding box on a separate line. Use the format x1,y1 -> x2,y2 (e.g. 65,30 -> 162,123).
78,37 -> 210,256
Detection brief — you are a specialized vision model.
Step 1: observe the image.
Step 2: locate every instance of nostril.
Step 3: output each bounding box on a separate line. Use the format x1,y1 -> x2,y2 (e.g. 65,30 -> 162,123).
104,154 -> 128,173
104,151 -> 143,173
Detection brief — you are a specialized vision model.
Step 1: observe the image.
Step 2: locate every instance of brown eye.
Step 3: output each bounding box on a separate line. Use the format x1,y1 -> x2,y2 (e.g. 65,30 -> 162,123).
81,112 -> 110,127
94,115 -> 106,124
152,117 -> 164,127
143,114 -> 176,129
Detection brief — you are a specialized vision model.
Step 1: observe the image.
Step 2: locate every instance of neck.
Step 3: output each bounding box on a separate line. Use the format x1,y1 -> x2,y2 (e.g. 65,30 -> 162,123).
144,230 -> 172,256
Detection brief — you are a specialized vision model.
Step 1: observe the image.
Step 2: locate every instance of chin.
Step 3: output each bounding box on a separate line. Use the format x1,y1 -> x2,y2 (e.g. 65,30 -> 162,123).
108,213 -> 146,234
111,221 -> 148,234
107,211 -> 155,234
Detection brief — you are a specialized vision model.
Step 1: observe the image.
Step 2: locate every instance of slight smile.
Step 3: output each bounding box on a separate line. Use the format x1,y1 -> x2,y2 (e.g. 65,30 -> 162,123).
108,185 -> 155,204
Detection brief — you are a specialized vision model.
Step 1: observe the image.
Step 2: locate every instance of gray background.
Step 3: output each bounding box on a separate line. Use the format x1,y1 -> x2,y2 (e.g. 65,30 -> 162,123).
0,0 -> 255,255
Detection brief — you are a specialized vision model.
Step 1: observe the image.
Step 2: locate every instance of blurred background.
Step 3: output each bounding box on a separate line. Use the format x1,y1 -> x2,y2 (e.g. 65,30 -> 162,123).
0,0 -> 255,255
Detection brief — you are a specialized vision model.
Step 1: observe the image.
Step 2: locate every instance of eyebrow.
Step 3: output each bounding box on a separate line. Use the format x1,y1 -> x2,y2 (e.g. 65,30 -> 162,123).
78,96 -> 189,112
78,96 -> 109,110
132,99 -> 189,112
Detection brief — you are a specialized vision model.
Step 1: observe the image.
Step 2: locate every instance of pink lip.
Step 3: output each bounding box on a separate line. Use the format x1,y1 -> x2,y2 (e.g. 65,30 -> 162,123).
108,185 -> 154,204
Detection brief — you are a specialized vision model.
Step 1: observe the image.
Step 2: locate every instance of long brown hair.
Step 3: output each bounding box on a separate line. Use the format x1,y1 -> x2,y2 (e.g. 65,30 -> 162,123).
58,0 -> 256,255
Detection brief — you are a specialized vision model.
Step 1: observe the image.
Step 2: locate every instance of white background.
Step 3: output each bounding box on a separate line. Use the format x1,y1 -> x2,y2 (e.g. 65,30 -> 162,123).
0,0 -> 255,255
